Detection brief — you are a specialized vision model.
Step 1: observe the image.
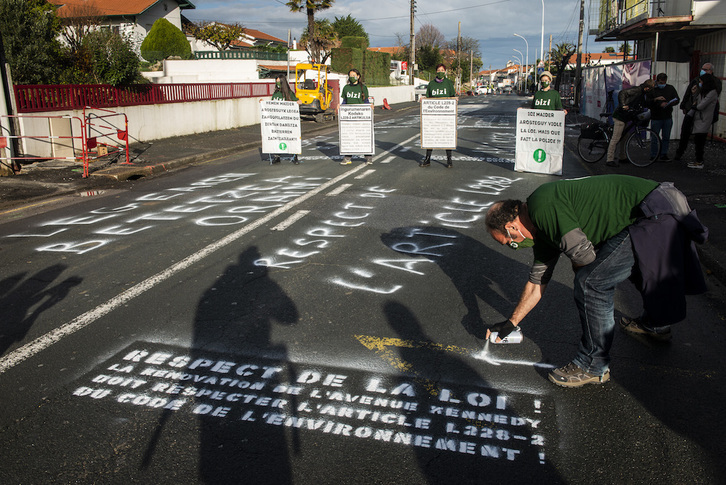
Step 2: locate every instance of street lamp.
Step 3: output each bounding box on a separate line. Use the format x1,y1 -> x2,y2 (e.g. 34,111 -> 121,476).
513,49 -> 524,91
514,33 -> 529,91
540,0 -> 545,74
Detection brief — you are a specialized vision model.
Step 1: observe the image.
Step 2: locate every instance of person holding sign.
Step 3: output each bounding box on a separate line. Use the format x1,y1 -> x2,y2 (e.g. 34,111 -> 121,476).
264,74 -> 302,164
531,71 -> 567,114
419,64 -> 456,168
339,69 -> 373,165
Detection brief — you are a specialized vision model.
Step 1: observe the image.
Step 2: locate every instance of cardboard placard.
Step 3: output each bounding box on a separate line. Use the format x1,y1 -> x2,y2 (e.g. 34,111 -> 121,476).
420,98 -> 458,150
260,100 -> 302,155
514,109 -> 565,175
338,105 -> 375,155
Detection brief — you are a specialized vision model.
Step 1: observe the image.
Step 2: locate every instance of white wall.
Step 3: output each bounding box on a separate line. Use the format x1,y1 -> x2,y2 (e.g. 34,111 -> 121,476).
18,85 -> 416,157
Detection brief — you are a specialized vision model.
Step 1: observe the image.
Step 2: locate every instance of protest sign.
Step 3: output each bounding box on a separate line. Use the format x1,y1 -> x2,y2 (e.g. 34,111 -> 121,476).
338,105 -> 375,155
514,109 -> 565,175
260,100 -> 302,155
421,98 -> 457,149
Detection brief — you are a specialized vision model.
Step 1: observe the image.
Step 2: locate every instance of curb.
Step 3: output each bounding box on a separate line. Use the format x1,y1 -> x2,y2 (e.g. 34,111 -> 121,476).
90,141 -> 262,181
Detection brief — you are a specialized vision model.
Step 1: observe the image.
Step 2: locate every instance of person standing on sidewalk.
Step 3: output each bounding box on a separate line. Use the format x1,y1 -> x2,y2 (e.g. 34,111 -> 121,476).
531,71 -> 567,114
679,73 -> 719,169
265,74 -> 302,164
675,63 -> 722,162
339,69 -> 372,166
484,175 -> 707,388
605,79 -> 655,167
648,73 -> 679,161
419,64 -> 457,168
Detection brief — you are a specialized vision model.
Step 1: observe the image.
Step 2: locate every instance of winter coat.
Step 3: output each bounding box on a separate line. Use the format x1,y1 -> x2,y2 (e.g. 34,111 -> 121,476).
690,89 -> 718,134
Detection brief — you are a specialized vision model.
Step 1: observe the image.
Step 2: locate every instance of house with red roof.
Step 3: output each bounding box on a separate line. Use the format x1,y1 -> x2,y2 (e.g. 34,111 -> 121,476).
48,0 -> 196,52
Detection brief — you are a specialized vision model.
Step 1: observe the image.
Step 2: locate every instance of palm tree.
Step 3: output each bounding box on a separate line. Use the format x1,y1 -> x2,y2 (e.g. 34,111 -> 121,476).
286,0 -> 334,63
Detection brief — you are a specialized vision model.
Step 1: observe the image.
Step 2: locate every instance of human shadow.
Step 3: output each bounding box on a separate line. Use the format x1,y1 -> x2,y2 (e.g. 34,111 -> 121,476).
374,140 -> 421,165
383,300 -> 565,484
0,264 -> 82,356
141,246 -> 299,483
380,226 -> 536,340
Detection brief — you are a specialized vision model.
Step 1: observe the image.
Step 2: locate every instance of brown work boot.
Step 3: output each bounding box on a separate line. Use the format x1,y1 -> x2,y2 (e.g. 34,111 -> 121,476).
548,362 -> 610,388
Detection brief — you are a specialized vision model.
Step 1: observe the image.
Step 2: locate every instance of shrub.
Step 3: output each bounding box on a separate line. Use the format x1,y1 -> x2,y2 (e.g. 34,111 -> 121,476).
140,18 -> 191,63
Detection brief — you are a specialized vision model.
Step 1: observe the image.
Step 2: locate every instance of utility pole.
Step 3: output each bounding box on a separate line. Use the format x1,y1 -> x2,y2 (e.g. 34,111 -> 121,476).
457,22 -> 462,92
548,34 -> 552,71
574,0 -> 584,108
470,50 -> 473,87
409,0 -> 416,85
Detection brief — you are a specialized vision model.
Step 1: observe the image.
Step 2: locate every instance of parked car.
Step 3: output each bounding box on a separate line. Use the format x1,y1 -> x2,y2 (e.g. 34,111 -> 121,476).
475,86 -> 487,95
414,84 -> 428,100
502,86 -> 513,94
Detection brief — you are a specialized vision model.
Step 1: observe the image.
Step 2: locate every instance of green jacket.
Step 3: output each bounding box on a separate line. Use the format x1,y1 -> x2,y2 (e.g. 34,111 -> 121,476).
526,175 -> 658,283
426,77 -> 456,98
272,89 -> 298,101
342,83 -> 369,104
531,89 -> 563,110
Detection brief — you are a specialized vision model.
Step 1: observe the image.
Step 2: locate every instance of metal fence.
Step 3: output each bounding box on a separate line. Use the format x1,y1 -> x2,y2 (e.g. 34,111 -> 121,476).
14,82 -> 276,113
194,50 -> 287,61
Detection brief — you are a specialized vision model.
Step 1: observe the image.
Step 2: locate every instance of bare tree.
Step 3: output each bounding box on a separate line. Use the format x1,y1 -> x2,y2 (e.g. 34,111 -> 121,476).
58,1 -> 103,53
416,24 -> 444,49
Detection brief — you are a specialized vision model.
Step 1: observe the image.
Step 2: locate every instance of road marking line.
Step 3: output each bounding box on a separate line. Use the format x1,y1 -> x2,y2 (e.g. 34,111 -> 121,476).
0,164 -> 369,374
380,156 -> 395,164
354,169 -> 375,180
326,183 -> 352,196
271,210 -> 309,231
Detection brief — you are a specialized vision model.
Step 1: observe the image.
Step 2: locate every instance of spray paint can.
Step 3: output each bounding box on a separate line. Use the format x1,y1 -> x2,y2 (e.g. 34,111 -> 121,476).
489,326 -> 523,344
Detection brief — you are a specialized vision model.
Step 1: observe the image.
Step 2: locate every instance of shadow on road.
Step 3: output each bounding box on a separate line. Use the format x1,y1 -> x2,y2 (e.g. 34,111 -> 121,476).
382,300 -> 565,483
0,264 -> 82,356
141,246 -> 299,483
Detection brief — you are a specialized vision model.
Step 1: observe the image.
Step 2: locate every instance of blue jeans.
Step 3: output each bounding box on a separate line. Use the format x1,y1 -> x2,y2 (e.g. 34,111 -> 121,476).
571,229 -> 634,376
650,118 -> 673,158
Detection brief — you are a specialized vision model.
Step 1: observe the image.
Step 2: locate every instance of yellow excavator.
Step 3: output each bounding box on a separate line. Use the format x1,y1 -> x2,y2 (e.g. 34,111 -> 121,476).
294,63 -> 335,122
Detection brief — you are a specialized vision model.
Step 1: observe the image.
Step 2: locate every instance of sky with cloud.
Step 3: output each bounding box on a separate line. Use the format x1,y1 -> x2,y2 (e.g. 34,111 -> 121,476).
184,0 -> 620,70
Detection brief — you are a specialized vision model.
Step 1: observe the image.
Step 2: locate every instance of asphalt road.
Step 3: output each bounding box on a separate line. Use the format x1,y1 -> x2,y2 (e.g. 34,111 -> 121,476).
1,96 -> 725,484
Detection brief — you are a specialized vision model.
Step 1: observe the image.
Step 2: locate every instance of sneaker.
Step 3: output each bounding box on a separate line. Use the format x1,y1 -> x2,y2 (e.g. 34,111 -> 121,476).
366,158 -> 373,165
272,156 -> 281,164
446,161 -> 453,168
420,161 -> 431,168
619,317 -> 672,341
605,160 -> 619,167
340,159 -> 352,165
548,362 -> 610,388
687,161 -> 704,169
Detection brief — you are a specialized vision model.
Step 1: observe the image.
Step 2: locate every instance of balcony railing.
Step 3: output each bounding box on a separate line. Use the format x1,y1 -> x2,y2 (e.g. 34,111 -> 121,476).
194,50 -> 287,61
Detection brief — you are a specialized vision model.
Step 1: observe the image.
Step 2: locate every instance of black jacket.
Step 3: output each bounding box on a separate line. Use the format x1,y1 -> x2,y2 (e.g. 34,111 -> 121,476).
628,183 -> 708,325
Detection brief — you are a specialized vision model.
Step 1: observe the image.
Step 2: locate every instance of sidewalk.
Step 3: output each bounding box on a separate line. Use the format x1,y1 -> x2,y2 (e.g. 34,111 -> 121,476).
1,102 -> 724,287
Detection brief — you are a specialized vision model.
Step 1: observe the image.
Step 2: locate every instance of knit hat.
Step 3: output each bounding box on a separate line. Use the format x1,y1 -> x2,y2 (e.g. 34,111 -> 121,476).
539,71 -> 553,81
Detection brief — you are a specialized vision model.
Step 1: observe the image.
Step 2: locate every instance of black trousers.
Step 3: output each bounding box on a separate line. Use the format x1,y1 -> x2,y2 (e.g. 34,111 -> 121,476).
675,115 -> 694,156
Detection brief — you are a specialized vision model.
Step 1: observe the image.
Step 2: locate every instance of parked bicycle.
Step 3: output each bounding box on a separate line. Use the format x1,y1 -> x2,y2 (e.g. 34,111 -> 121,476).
577,110 -> 661,167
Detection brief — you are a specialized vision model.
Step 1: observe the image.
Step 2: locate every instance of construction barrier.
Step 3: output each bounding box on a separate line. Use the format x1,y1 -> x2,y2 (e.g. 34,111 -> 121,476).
0,107 -> 130,178
84,106 -> 130,169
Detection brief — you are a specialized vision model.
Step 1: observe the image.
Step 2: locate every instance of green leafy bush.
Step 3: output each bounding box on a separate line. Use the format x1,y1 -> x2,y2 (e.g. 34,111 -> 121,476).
140,18 -> 191,63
